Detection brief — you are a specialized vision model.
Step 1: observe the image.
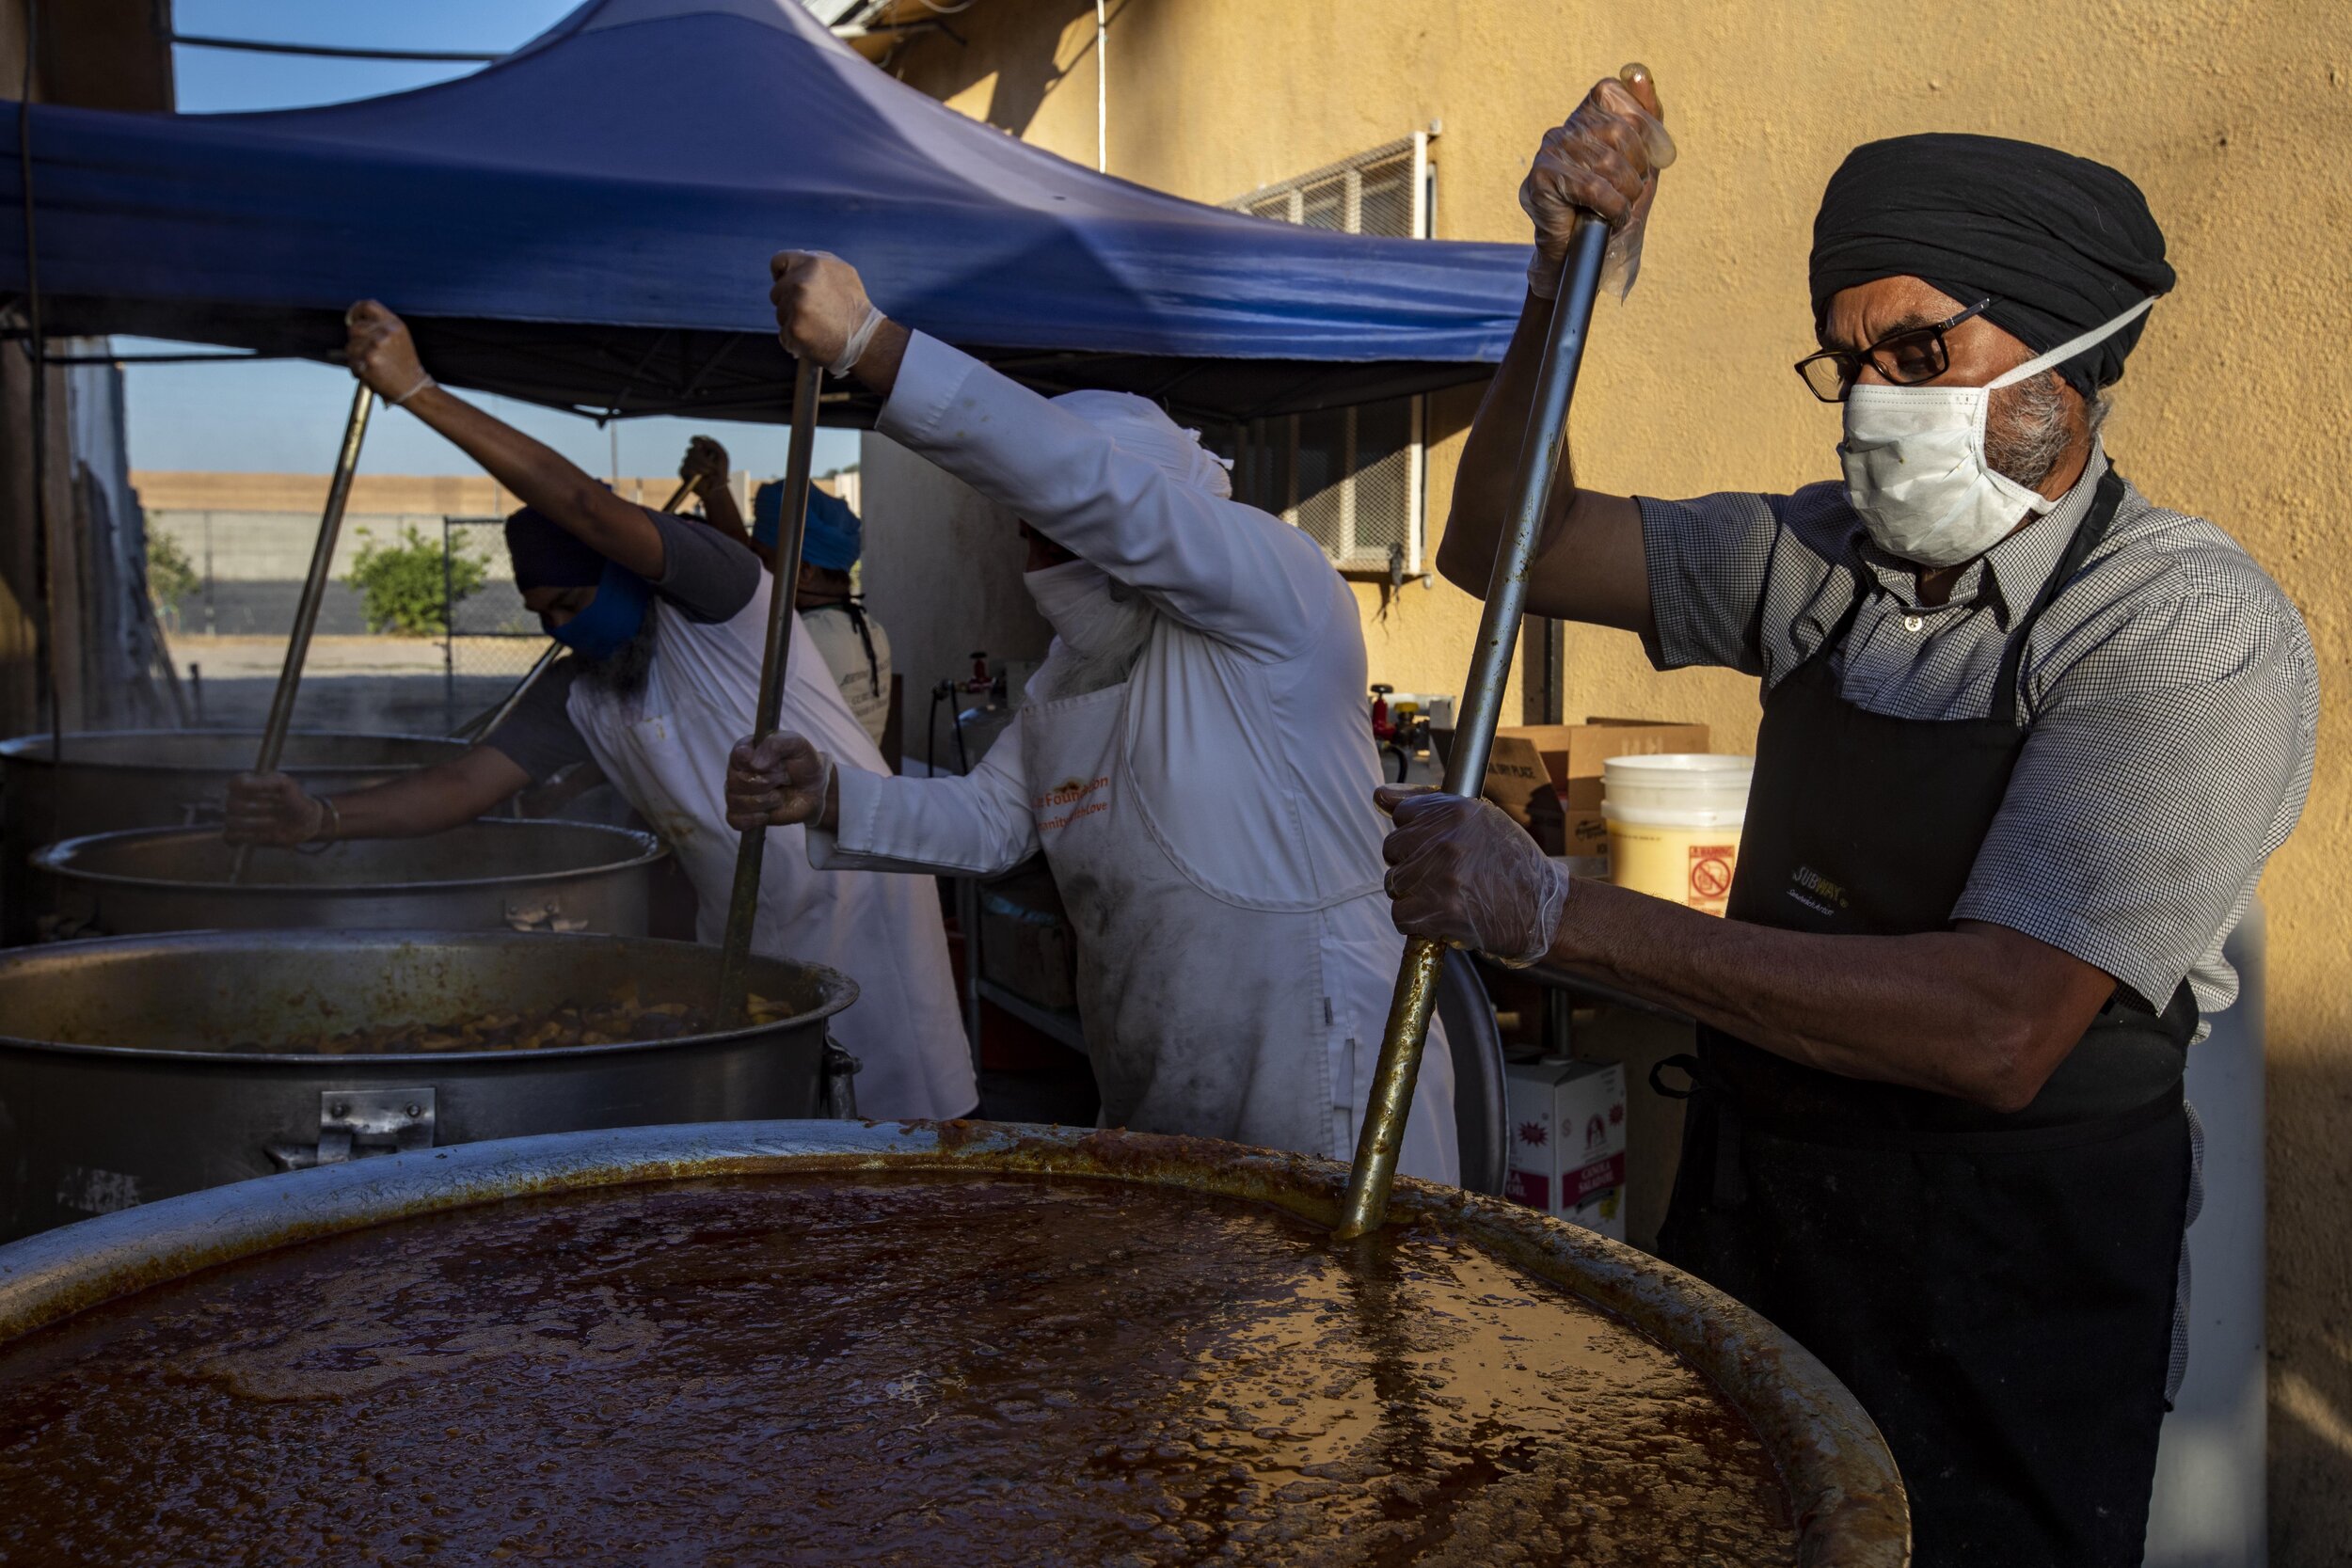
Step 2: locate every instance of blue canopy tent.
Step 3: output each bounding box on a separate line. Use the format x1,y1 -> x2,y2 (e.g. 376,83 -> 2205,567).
0,0 -> 1528,426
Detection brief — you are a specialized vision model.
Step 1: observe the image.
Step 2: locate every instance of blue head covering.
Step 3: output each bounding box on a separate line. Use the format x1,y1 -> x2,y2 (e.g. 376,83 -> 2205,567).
752,483 -> 862,572
505,505 -> 649,660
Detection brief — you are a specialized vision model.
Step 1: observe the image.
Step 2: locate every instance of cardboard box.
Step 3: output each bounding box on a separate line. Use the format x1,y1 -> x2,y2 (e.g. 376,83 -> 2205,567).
1473,718 -> 1709,862
1502,1057 -> 1629,1241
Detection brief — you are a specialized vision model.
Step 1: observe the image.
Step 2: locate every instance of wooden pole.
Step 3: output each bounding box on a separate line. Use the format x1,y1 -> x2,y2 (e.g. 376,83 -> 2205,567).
715,356 -> 823,1022
228,380 -> 374,882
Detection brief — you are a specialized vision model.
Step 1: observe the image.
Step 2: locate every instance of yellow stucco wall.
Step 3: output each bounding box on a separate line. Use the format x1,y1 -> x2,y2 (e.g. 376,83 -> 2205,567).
886,3 -> 2352,1548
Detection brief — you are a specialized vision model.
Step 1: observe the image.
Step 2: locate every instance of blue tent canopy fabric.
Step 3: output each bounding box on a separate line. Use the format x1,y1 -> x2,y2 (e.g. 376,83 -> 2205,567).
0,0 -> 1528,424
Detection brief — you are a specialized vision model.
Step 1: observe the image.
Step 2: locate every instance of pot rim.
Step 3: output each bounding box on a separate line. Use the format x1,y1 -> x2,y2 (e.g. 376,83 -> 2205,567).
0,1121 -> 1911,1565
0,728 -> 467,769
0,928 -> 856,1067
30,819 -> 670,895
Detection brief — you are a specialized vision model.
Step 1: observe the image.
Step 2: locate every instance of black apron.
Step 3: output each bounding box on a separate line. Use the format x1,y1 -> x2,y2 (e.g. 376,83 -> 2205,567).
1654,469 -> 2195,1568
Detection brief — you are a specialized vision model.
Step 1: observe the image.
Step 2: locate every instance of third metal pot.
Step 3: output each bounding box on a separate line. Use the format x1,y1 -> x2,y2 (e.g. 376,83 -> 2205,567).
1,729 -> 474,943
33,820 -> 666,938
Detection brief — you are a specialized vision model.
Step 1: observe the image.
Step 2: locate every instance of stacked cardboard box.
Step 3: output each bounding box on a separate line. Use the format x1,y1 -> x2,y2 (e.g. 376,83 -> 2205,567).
1451,718 -> 1709,878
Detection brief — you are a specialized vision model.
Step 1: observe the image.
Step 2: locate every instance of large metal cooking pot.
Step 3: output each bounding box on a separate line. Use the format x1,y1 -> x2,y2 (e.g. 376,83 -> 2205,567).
0,929 -> 855,1240
0,1121 -> 1909,1563
1,729 -> 474,943
32,820 -> 666,938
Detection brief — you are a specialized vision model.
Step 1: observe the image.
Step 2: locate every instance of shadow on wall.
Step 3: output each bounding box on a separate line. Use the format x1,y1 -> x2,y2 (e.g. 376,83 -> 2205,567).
975,0 -> 1113,138
2269,1052 -> 2352,1565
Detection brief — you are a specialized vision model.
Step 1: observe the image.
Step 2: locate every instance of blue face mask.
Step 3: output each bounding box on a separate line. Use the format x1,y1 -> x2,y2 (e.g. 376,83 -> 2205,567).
548,559 -> 651,662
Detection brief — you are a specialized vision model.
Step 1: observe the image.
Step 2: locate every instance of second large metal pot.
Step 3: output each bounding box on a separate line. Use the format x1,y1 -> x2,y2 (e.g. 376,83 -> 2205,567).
0,928 -> 856,1240
1,729 -> 475,943
32,820 -> 667,938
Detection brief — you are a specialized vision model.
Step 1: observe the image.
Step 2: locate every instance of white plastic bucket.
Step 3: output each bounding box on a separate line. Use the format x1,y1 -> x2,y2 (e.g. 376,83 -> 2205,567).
1601,753 -> 1753,916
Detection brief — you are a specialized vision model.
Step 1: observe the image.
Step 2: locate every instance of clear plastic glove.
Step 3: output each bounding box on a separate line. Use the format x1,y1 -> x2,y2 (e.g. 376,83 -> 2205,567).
725,732 -> 835,831
224,771 -> 326,847
1375,786 -> 1570,968
768,250 -> 885,377
1519,63 -> 1676,301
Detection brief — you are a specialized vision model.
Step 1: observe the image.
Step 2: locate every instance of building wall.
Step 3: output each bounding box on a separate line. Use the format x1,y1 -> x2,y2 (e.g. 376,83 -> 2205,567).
1,0 -> 177,736
869,1 -> 2352,1552
858,436 -> 1054,741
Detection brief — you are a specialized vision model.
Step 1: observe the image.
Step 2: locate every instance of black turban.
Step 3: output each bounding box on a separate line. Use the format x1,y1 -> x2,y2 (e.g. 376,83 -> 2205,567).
503,506 -> 604,592
1809,134 -> 2174,397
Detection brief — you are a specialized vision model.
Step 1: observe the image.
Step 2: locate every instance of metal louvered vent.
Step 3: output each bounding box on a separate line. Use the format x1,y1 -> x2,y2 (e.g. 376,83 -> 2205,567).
1224,135 -> 1433,574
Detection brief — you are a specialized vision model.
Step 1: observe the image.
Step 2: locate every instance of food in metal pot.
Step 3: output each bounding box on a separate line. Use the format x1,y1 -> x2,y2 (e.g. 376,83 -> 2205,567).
0,1172 -> 1795,1564
284,990 -> 796,1054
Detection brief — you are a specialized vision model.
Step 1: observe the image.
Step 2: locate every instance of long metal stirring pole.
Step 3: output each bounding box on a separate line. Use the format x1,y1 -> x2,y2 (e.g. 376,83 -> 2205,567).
1334,213 -> 1613,1240
228,380 -> 376,883
447,479 -> 702,742
715,356 -> 824,1022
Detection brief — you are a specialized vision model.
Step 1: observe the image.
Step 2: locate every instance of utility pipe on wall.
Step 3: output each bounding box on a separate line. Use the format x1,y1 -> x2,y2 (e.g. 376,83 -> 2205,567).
1095,0 -> 1107,173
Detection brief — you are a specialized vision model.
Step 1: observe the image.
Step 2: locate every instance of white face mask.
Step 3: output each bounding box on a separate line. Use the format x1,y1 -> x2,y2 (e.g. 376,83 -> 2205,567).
1024,559 -> 1153,700
1839,296 -> 2154,568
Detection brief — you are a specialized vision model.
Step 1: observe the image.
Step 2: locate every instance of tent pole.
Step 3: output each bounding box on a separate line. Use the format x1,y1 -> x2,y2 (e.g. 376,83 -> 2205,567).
1333,213 -> 1612,1240
716,357 -> 823,1023
229,381 -> 375,883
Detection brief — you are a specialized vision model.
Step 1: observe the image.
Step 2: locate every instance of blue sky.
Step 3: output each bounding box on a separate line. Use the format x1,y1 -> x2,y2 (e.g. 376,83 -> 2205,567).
124,1 -> 861,478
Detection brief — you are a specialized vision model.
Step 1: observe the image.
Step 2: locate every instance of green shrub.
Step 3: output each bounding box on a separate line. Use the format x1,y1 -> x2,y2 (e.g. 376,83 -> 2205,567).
346,525 -> 487,637
145,530 -> 200,624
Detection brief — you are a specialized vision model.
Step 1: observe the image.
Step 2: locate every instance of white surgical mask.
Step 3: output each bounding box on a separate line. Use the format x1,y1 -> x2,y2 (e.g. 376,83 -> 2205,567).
1839,296 -> 2154,568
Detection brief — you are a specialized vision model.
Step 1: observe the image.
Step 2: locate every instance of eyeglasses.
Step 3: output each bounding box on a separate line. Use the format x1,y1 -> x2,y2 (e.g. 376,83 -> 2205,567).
1793,297 -> 1995,403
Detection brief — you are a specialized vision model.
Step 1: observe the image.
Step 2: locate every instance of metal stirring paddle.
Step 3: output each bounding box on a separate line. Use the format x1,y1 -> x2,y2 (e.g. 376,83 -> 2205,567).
1334,207 -> 1616,1240
715,356 -> 824,1023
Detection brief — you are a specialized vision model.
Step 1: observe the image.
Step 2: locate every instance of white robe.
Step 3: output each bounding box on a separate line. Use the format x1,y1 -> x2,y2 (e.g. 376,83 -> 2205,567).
567,577 -> 976,1121
809,333 -> 1455,1182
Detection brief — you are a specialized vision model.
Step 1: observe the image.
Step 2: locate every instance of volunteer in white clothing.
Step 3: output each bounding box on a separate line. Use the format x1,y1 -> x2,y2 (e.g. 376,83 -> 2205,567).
726,252 -> 1456,1182
224,300 -> 975,1122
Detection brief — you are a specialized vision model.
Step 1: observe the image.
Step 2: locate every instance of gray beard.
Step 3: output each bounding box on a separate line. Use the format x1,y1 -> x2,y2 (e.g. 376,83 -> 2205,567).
575,605 -> 658,699
1986,372 -> 2111,491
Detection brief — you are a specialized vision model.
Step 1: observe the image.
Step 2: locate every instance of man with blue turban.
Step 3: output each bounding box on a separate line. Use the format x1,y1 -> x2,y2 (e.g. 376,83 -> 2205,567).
225,301 -> 976,1124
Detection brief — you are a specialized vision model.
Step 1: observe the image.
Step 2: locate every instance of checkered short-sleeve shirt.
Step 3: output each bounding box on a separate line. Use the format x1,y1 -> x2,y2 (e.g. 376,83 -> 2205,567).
1638,446 -> 2316,1021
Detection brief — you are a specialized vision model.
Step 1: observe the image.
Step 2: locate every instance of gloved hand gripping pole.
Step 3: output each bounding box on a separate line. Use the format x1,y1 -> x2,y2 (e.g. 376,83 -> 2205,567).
716,356 -> 824,1023
1333,212 -> 1613,1240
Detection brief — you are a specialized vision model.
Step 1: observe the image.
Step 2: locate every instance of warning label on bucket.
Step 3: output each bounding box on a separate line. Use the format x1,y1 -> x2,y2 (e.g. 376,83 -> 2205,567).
1687,845 -> 1736,915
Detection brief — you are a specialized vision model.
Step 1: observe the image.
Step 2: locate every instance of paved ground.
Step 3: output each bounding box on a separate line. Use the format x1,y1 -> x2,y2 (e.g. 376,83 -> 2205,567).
165,635 -> 540,734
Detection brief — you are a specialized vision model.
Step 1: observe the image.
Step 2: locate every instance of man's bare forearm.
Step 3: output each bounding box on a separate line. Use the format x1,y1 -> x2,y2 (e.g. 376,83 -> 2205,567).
400,388 -> 664,578
1544,880 -> 2118,1111
1442,292 -> 1556,580
699,480 -> 751,546
1438,293 -> 1653,633
323,749 -> 531,840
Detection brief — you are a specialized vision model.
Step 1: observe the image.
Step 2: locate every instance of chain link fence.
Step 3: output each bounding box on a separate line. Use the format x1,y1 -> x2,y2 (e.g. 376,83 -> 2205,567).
441,516 -> 548,734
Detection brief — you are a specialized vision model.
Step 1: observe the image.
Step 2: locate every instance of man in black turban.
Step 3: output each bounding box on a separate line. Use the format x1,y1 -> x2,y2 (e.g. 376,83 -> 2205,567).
1393,69 -> 2315,1568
